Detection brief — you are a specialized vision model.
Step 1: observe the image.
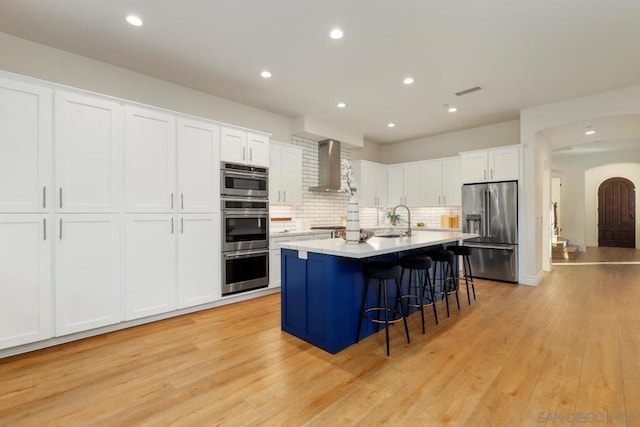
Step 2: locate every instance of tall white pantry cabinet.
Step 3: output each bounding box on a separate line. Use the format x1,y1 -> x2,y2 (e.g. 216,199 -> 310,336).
0,73 -> 230,352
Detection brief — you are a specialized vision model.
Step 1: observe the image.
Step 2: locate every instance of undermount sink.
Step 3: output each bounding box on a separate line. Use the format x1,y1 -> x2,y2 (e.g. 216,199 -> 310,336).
376,233 -> 406,238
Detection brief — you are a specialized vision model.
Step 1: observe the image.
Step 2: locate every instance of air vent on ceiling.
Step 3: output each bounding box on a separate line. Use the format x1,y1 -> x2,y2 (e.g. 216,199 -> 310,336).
455,86 -> 482,96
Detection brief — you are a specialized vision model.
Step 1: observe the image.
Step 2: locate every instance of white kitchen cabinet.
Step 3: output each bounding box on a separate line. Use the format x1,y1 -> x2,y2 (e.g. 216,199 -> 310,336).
0,215 -> 52,350
220,126 -> 270,167
177,117 -> 220,213
0,77 -> 52,213
269,142 -> 303,205
421,157 -> 462,206
387,162 -> 421,206
125,106 -> 176,212
124,214 -> 177,320
55,214 -> 121,336
460,145 -> 520,183
352,160 -> 387,207
178,213 -> 221,308
55,91 -> 124,213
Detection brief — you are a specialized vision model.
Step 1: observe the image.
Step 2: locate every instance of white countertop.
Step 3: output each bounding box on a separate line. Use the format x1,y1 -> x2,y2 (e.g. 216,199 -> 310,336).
279,230 -> 477,259
270,226 -> 461,238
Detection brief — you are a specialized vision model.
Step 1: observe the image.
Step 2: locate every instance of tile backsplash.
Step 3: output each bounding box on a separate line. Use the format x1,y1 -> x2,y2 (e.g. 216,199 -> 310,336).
269,136 -> 461,232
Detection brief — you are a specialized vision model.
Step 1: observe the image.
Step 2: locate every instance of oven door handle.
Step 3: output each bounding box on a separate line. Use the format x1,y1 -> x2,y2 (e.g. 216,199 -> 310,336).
222,212 -> 269,217
224,250 -> 269,259
223,171 -> 268,180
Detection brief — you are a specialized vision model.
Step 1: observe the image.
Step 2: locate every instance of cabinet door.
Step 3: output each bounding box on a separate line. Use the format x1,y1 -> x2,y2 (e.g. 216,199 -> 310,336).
55,214 -> 121,336
125,106 -> 176,212
178,213 -> 221,308
442,157 -> 462,205
403,163 -> 422,206
280,145 -> 303,205
387,165 -> 404,205
0,215 -> 52,349
55,91 -> 123,212
352,161 -> 375,207
220,127 -> 247,164
421,160 -> 443,206
489,147 -> 520,181
460,151 -> 489,184
374,164 -> 388,208
177,118 -> 220,213
124,214 -> 176,320
0,78 -> 52,213
269,145 -> 283,203
269,248 -> 281,288
247,132 -> 270,167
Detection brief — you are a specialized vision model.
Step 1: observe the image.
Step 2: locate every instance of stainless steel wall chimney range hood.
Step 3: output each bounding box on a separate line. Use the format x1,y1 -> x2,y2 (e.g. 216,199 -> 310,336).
309,139 -> 342,192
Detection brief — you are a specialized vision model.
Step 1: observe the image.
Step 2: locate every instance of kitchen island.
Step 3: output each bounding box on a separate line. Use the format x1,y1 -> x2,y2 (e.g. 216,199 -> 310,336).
279,231 -> 477,354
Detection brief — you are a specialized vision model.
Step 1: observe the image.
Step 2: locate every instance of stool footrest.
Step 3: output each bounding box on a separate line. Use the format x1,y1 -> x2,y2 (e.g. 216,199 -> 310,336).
363,307 -> 405,324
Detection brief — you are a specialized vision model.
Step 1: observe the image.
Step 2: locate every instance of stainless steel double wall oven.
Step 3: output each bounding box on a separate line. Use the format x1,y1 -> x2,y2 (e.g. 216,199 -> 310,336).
220,162 -> 269,295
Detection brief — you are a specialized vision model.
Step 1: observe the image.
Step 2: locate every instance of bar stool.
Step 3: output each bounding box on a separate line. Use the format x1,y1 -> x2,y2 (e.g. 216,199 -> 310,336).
425,249 -> 460,317
399,255 -> 438,334
357,261 -> 410,356
446,245 -> 476,305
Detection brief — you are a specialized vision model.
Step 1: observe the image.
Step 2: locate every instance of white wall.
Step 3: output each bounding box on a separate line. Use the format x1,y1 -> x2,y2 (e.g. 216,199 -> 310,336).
521,83 -> 640,284
553,150 -> 640,249
0,33 -> 293,142
379,120 -> 520,164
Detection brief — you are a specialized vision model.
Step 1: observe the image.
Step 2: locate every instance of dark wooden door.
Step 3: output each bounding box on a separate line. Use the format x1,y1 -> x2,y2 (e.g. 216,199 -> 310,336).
598,177 -> 636,248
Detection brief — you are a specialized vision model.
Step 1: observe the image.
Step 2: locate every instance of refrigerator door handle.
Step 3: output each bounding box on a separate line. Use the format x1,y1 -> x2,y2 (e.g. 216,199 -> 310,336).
486,189 -> 492,238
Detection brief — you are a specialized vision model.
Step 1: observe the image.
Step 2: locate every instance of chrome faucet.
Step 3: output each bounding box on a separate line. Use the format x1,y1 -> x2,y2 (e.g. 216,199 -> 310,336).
392,204 -> 412,237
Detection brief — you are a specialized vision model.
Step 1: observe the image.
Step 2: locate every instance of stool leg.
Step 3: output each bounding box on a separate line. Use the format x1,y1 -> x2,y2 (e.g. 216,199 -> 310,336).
449,260 -> 461,311
425,272 -> 438,325
465,255 -> 476,300
382,279 -> 390,356
356,278 -> 369,343
376,279 -> 383,333
396,278 -> 410,344
440,261 -> 451,318
461,255 -> 471,305
417,269 -> 425,334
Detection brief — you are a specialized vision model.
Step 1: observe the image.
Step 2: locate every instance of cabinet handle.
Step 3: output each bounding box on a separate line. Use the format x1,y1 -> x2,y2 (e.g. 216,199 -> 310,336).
59,218 -> 62,240
283,190 -> 286,202
59,188 -> 63,208
243,147 -> 246,160
491,169 -> 494,179
250,148 -> 253,161
438,195 -> 441,204
181,217 -> 184,234
171,217 -> 174,234
443,195 -> 446,205
43,187 -> 46,209
181,193 -> 184,210
171,193 -> 174,209
43,218 -> 47,240
484,170 -> 487,180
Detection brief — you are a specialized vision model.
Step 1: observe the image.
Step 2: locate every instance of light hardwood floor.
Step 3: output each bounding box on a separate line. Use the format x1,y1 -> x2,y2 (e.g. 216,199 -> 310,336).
1,260 -> 639,426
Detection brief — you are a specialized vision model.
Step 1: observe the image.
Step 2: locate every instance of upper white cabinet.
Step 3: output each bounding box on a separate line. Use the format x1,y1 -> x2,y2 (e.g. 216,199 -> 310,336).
269,142 -> 303,205
0,215 -> 52,350
125,106 -> 176,212
460,145 -> 520,183
55,214 -> 121,336
177,117 -> 220,213
387,162 -> 421,206
0,77 -> 52,213
178,213 -> 221,308
421,157 -> 462,206
55,91 -> 124,213
352,160 -> 387,207
220,126 -> 269,167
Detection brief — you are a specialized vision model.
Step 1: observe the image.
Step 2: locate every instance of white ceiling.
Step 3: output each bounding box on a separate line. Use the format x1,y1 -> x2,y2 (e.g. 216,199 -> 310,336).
2,0 -> 640,145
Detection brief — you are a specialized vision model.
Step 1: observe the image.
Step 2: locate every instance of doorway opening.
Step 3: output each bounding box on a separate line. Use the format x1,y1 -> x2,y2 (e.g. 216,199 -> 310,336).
598,177 -> 636,248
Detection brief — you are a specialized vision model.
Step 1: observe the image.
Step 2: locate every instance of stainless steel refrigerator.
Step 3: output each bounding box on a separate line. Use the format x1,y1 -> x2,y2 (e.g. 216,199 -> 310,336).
462,180 -> 518,283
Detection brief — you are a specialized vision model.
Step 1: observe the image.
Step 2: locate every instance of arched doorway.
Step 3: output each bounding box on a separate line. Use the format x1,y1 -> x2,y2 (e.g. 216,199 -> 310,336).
598,177 -> 636,248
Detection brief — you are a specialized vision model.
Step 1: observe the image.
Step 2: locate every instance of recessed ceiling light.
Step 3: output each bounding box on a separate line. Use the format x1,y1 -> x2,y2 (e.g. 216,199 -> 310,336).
444,104 -> 458,113
337,102 -> 346,108
387,123 -> 395,128
126,15 -> 143,27
403,77 -> 414,85
329,28 -> 343,40
584,126 -> 596,135
260,71 -> 272,78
